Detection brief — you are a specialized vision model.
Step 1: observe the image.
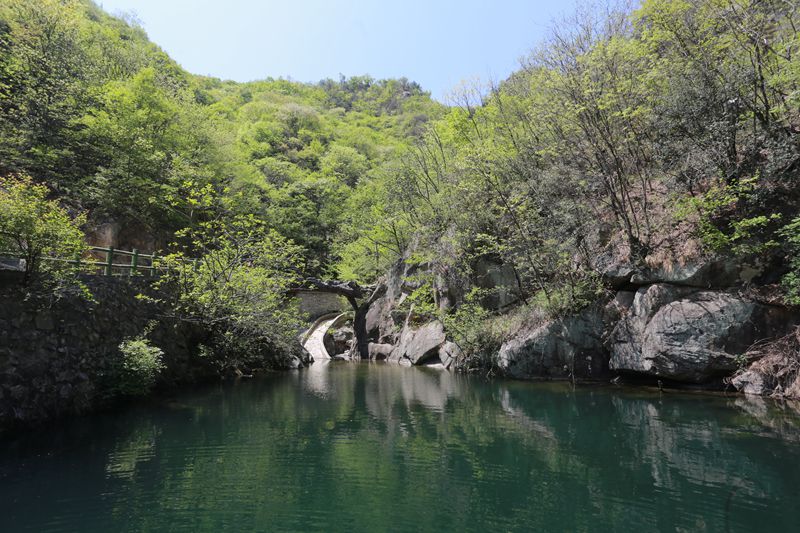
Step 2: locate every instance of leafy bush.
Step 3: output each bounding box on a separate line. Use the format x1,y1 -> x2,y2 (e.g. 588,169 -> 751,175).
116,334 -> 165,397
0,174 -> 88,295
781,217 -> 800,306
441,289 -> 501,372
676,175 -> 783,256
155,214 -> 306,373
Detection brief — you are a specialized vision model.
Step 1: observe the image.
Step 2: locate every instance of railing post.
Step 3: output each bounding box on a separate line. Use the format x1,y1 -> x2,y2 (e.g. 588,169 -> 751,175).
150,253 -> 157,277
105,247 -> 114,276
130,248 -> 139,276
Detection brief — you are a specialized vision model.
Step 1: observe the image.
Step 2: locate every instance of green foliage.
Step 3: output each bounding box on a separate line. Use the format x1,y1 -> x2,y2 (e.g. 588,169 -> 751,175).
116,329 -> 165,397
676,175 -> 783,255
441,289 -> 501,373
0,0 -> 443,279
531,274 -> 607,319
156,214 -> 306,372
359,0 -> 800,318
0,174 -> 88,294
781,217 -> 800,306
3,0 -> 800,365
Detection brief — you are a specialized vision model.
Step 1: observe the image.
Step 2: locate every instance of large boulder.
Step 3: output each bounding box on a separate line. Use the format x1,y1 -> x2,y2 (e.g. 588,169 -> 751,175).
367,342 -> 394,360
438,341 -> 462,370
497,302 -> 621,380
389,320 -> 446,365
610,285 -> 794,382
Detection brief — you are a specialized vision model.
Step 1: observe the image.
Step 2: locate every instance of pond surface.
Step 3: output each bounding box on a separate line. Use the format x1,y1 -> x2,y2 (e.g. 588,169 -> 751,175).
1,362 -> 800,532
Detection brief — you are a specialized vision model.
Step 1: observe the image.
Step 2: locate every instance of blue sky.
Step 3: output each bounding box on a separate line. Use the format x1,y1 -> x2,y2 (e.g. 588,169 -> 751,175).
97,0 -> 577,102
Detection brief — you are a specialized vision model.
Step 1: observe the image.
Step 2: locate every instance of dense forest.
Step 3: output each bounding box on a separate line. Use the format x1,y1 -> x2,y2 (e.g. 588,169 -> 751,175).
1,0 -> 799,379
0,0 -> 443,278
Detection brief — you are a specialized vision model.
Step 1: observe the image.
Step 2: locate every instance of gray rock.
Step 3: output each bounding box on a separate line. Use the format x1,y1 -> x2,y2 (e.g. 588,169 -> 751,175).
497,306 -> 610,379
729,352 -> 800,399
390,321 -> 446,365
364,297 -> 386,340
631,258 -> 762,288
332,327 -> 354,354
610,286 -> 794,382
730,368 -> 768,396
438,341 -> 462,369
367,342 -> 394,360
592,251 -> 636,288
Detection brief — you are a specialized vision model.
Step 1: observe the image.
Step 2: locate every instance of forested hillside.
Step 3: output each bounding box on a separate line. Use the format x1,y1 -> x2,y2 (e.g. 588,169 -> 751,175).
0,0 -> 442,278
2,0 -> 800,388
363,0 -> 800,314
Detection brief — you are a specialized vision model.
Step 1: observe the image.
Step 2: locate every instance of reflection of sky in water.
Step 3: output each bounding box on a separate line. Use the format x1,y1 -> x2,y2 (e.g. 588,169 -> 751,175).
0,363 -> 799,532
304,359 -> 332,399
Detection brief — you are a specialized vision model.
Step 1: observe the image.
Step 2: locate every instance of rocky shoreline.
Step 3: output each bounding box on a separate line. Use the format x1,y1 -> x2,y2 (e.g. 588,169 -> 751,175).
323,255 -> 800,400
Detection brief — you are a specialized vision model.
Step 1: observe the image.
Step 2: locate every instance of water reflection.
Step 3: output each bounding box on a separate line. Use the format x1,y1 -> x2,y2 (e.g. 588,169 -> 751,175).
0,363 -> 799,532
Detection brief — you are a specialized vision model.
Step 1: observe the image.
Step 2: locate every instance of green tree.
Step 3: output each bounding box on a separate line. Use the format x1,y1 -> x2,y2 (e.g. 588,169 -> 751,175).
156,214 -> 306,372
0,174 -> 87,293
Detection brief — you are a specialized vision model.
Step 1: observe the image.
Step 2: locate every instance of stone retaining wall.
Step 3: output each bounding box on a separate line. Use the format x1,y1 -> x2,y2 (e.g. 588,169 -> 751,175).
0,276 -> 209,428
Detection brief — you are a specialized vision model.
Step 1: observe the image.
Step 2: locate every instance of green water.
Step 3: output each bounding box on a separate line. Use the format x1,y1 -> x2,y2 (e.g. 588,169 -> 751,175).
2,362 -> 800,532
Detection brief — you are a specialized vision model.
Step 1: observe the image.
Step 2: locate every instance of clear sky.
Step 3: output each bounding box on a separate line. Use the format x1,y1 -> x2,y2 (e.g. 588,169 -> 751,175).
96,0 -> 577,102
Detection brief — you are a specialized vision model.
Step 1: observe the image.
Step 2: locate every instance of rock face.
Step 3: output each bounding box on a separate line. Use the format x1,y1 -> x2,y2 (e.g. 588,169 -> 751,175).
593,250 -> 764,290
610,285 -> 794,383
729,334 -> 800,399
630,258 -> 762,288
389,321 -> 447,365
438,341 -> 462,370
473,258 -> 519,309
497,306 -> 613,379
357,251 -> 798,396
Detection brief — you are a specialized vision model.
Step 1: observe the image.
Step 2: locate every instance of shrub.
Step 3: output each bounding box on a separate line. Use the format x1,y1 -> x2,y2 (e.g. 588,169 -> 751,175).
441,289 -> 505,374
781,217 -> 800,305
115,335 -> 165,396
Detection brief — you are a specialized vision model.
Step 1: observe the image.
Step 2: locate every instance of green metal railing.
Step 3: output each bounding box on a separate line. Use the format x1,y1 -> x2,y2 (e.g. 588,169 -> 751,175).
86,246 -> 159,276
0,246 -> 186,277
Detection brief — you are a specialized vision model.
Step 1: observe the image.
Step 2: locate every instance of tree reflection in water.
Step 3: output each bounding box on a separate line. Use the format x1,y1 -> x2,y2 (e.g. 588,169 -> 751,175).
1,362 -> 799,532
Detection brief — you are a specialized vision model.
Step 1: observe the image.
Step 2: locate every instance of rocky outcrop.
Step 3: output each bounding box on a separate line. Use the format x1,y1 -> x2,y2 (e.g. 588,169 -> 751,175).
438,341 -> 462,370
496,298 -> 626,380
389,320 -> 447,365
473,258 -> 519,309
594,252 -> 764,289
609,285 -> 796,383
340,249 -> 797,397
630,258 -> 763,288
